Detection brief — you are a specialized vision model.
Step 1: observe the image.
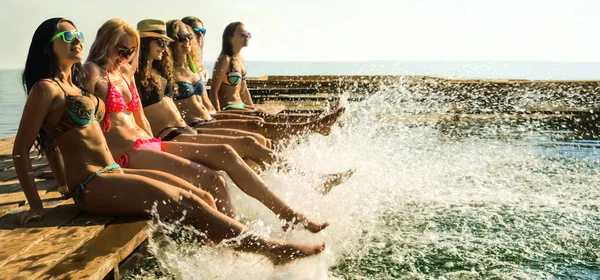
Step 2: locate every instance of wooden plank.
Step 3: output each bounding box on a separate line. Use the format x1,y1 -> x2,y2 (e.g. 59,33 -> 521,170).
0,161 -> 49,183
0,214 -> 114,280
0,190 -> 63,216
0,177 -> 56,195
0,199 -> 76,240
40,218 -> 149,280
0,202 -> 81,267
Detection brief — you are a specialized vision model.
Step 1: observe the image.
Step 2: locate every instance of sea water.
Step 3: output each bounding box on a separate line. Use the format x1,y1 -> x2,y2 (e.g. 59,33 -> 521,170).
126,78 -> 600,279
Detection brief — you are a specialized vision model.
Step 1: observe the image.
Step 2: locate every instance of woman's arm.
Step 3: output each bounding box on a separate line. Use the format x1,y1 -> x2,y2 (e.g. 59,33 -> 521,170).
12,81 -> 57,225
240,78 -> 254,106
210,55 -> 229,111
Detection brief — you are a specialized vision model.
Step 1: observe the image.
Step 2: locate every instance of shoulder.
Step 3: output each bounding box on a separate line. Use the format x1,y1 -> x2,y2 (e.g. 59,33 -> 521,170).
214,55 -> 230,70
216,55 -> 231,65
28,79 -> 60,102
83,62 -> 102,80
119,64 -> 133,76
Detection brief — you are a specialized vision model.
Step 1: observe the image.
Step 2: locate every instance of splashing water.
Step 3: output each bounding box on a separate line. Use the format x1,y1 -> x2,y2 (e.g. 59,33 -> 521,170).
128,80 -> 600,279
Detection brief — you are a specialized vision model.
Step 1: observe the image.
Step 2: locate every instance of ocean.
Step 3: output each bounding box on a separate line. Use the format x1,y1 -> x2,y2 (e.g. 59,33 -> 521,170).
1,61 -> 599,279
2,60 -> 600,139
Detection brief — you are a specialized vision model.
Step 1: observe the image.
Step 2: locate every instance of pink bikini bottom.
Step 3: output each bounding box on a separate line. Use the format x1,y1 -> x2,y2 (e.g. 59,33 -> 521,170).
116,138 -> 164,168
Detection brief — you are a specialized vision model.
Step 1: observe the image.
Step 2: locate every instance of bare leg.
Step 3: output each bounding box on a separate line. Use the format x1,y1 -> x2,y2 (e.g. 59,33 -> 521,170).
125,149 -> 234,217
170,134 -> 275,169
221,108 -> 322,123
82,173 -> 325,265
213,112 -> 264,121
197,108 -> 345,140
162,142 -> 329,233
196,127 -> 271,148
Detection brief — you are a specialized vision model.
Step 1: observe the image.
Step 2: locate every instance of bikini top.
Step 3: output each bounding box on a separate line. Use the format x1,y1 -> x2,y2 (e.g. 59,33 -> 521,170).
222,58 -> 247,86
47,80 -> 105,139
102,71 -> 141,131
173,69 -> 208,100
137,76 -> 174,108
174,80 -> 204,100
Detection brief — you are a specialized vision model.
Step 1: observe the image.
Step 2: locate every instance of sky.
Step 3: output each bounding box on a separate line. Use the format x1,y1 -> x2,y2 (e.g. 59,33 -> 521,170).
1,0 -> 599,69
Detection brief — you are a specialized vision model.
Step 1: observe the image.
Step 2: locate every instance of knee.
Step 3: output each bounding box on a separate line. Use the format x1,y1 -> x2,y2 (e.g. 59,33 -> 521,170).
240,136 -> 260,147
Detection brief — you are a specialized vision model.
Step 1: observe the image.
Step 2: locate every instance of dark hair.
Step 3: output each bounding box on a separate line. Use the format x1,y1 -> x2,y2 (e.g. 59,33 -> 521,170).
221,22 -> 242,57
135,38 -> 176,98
181,16 -> 203,28
22,17 -> 87,156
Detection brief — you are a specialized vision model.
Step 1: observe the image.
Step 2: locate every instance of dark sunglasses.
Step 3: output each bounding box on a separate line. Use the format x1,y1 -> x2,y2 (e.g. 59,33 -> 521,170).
192,27 -> 206,36
155,39 -> 169,48
241,31 -> 252,39
117,46 -> 136,59
51,30 -> 85,43
176,34 -> 194,43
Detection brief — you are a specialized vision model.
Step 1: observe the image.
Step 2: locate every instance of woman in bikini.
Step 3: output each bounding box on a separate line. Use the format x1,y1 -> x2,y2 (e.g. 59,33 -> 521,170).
209,21 -> 344,124
84,19 -> 328,232
13,17 -> 324,264
134,19 -> 275,170
174,19 -> 344,141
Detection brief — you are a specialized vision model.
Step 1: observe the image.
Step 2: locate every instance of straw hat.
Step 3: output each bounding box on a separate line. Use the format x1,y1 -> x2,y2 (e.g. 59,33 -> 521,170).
137,19 -> 174,42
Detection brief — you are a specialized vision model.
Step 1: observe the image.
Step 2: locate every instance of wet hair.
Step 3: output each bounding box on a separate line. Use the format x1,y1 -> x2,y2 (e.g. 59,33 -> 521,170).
135,38 -> 176,97
87,19 -> 140,72
22,17 -> 87,156
166,20 -> 201,70
221,22 -> 243,56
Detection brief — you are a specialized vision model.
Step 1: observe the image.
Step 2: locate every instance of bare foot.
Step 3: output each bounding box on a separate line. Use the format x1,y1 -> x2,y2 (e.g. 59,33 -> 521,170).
318,126 -> 332,136
318,169 -> 355,195
266,241 -> 326,266
317,107 -> 346,128
282,216 -> 329,233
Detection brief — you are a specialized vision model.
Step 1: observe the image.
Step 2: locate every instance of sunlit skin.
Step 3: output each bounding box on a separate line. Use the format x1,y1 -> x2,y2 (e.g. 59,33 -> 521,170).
174,22 -> 346,140
85,25 -> 329,234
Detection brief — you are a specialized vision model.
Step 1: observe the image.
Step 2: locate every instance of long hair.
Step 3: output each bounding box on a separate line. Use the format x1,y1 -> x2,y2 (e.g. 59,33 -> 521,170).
221,22 -> 243,57
22,17 -> 87,156
135,38 -> 176,97
166,20 -> 200,69
87,19 -> 140,72
181,16 -> 203,30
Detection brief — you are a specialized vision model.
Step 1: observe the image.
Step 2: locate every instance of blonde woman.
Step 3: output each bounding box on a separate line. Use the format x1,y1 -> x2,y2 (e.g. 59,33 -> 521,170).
84,19 -> 329,233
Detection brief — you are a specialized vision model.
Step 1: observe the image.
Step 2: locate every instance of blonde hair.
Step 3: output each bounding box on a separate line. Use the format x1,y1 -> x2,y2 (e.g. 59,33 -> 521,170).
87,19 -> 140,72
166,20 -> 201,68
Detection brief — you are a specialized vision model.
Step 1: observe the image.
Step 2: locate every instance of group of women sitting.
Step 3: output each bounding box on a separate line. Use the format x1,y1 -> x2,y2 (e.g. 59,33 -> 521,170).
12,17 -> 347,265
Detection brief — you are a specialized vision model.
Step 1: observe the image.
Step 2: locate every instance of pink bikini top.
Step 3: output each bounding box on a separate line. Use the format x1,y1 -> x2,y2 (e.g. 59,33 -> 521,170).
102,72 -> 141,131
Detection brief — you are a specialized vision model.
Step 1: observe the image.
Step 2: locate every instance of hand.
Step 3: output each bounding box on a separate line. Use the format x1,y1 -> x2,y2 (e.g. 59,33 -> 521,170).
16,206 -> 44,226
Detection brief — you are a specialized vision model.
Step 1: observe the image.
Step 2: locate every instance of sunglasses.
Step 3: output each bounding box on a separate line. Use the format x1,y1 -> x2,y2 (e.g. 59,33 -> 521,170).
241,31 -> 252,39
117,46 -> 136,59
51,30 -> 85,43
192,28 -> 206,36
176,34 -> 194,43
155,39 -> 169,48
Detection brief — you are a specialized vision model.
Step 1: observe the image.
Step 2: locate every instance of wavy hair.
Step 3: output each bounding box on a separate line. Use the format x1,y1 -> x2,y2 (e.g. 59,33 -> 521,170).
166,20 -> 201,69
135,38 -> 176,97
87,19 -> 140,72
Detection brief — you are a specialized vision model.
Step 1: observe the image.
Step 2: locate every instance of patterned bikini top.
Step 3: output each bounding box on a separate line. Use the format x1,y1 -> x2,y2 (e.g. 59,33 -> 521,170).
47,80 -> 105,139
